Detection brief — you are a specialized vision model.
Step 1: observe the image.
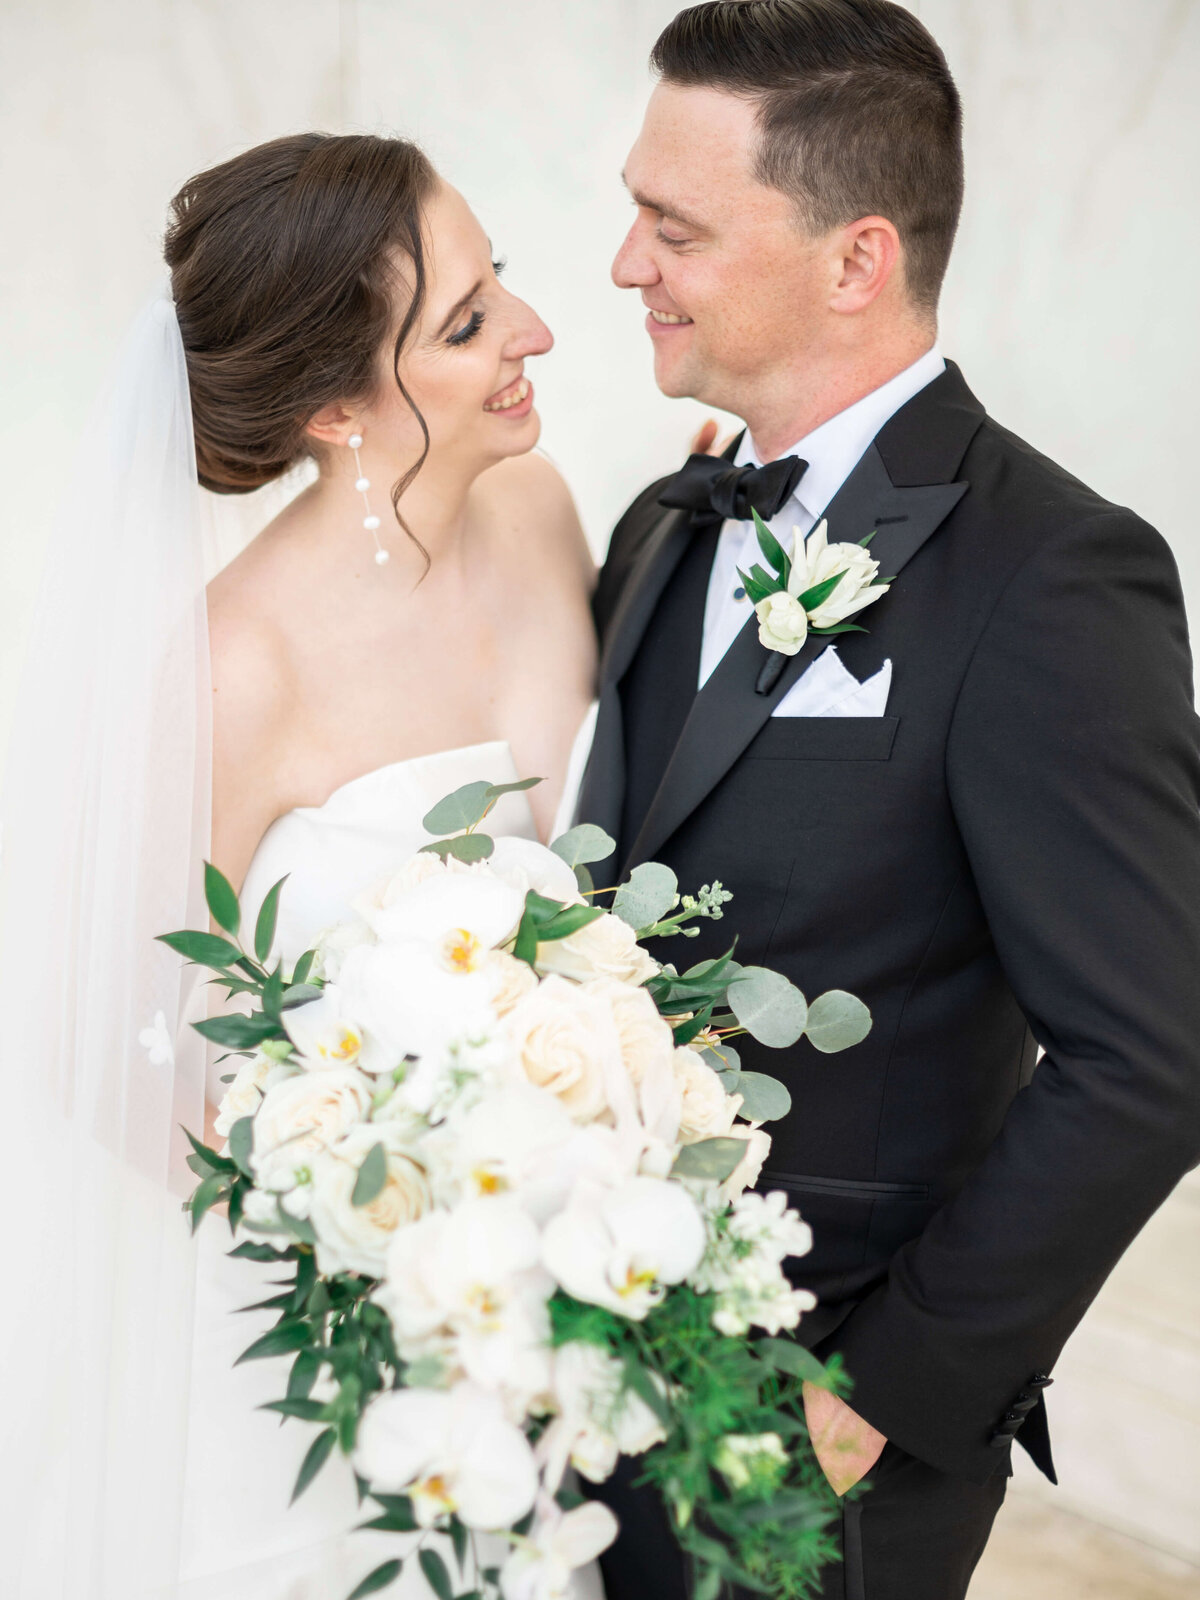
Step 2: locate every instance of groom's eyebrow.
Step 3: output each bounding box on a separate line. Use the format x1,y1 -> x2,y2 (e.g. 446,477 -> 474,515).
621,172 -> 708,233
434,280 -> 484,338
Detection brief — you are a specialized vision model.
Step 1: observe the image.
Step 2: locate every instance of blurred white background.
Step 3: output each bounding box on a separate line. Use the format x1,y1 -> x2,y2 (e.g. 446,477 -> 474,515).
1,0 -> 1197,1582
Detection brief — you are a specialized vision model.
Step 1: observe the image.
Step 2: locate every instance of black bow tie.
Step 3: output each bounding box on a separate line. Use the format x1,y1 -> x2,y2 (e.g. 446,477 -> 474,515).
658,451 -> 808,525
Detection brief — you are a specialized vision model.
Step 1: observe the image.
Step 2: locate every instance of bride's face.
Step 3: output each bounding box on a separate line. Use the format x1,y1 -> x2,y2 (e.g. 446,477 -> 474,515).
364,181 -> 553,475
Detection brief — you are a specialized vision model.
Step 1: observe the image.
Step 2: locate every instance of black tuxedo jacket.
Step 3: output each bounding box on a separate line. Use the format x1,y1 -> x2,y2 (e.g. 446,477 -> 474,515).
579,363 -> 1200,1484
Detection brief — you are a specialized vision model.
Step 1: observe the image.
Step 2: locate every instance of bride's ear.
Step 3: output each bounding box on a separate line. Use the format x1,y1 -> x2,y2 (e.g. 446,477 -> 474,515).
304,402 -> 361,446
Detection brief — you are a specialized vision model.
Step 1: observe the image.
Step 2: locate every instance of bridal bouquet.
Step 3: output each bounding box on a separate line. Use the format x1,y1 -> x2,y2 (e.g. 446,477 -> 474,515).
168,779 -> 872,1600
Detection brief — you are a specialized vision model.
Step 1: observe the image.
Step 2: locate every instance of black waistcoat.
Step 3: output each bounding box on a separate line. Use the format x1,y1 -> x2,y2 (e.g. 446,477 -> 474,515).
617,520 -> 719,862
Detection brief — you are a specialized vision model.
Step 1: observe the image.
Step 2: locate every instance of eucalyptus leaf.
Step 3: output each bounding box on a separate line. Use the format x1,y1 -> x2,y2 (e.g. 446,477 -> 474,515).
732,1071 -> 792,1122
157,929 -> 242,969
550,823 -> 616,868
804,989 -> 872,1054
204,860 -> 241,936
726,967 -> 809,1048
346,1559 -> 403,1600
418,1548 -> 454,1600
351,1142 -> 388,1207
671,1136 -> 747,1182
574,863 -> 595,895
254,875 -> 288,963
291,1426 -> 336,1503
421,781 -> 494,836
700,1042 -> 741,1077
612,861 -> 679,933
419,832 -> 494,864
485,776 -> 543,799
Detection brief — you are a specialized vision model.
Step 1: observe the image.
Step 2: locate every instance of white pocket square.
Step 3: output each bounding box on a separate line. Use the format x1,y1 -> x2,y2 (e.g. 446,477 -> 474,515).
771,646 -> 892,718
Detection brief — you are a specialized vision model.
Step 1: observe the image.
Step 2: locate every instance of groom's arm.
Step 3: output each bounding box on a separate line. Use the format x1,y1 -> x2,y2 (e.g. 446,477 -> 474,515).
829,507 -> 1200,1483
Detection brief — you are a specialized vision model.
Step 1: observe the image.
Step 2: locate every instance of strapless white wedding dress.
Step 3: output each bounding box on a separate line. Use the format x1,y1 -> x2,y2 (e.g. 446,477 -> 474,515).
178,737 -> 602,1600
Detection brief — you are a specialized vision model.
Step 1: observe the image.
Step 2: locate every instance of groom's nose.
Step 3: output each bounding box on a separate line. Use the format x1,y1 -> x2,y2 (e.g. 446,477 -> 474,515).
612,219 -> 660,290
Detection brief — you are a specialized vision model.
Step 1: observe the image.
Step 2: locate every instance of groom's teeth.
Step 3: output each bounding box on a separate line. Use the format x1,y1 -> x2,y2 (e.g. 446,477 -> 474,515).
650,310 -> 691,324
484,378 -> 529,413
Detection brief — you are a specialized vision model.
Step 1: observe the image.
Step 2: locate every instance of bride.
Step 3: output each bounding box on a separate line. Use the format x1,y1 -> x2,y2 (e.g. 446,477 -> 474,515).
0,132 -> 598,1600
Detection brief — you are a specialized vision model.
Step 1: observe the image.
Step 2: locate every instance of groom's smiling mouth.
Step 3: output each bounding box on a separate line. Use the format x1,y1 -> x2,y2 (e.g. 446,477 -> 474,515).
646,304 -> 694,336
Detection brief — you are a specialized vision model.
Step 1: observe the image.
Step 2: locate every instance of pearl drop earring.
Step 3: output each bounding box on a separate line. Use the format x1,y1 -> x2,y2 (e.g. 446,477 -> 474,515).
348,432 -> 389,566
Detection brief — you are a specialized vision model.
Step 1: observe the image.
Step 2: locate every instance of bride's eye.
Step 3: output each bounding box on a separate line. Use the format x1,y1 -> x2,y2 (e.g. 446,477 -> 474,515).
492,256 -> 507,277
447,309 -> 485,347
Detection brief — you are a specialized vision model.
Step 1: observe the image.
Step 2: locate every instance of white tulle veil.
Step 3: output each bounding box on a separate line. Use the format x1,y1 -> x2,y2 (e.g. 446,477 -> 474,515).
0,288 -> 232,1597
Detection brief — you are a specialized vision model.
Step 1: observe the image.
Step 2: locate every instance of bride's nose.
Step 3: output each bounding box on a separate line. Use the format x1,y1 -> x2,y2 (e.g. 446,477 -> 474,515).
504,297 -> 554,360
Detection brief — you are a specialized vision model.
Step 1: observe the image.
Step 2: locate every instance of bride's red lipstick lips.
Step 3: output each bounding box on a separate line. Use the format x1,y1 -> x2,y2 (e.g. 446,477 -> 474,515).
483,373 -> 534,418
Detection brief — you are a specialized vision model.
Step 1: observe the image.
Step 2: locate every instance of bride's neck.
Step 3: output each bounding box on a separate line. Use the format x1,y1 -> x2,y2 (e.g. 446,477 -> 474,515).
306,449 -> 480,573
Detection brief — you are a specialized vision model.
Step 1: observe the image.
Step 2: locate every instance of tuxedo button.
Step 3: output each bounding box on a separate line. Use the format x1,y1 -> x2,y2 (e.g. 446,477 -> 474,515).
989,1432 -> 1013,1448
1028,1373 -> 1054,1389
1010,1393 -> 1038,1415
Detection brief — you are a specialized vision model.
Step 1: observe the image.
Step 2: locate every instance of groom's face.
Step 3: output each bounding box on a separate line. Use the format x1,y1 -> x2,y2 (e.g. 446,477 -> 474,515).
614,84 -> 827,415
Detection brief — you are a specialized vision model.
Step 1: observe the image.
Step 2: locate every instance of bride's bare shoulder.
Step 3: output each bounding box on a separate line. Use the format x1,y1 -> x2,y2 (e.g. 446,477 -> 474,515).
474,451 -> 595,589
206,544 -> 293,764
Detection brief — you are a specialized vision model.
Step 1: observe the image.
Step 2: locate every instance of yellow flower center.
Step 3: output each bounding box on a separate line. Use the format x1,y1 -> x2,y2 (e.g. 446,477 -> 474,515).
444,928 -> 481,973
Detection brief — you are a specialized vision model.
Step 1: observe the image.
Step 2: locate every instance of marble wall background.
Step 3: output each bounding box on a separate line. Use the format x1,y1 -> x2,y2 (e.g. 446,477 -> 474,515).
1,0 -> 1197,1561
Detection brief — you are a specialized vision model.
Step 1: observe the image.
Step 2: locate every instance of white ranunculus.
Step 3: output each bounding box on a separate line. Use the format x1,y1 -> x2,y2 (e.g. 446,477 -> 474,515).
541,1175 -> 706,1320
535,911 -> 659,987
549,1340 -> 667,1483
354,1383 -> 538,1530
307,1123 -> 431,1278
501,1501 -> 619,1600
755,590 -> 808,656
336,940 -> 501,1075
789,517 -> 891,630
364,871 -> 524,953
282,986 -> 364,1070
719,1124 -> 773,1203
249,1067 -> 373,1193
672,1047 -> 742,1144
504,975 -> 622,1124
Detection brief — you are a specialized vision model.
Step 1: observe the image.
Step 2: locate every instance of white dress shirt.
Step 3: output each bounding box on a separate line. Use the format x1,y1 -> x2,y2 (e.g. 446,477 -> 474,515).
697,346 -> 946,688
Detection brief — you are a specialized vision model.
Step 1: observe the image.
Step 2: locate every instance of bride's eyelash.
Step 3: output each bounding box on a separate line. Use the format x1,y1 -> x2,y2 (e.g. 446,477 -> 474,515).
447,310 -> 485,347
492,257 -> 507,277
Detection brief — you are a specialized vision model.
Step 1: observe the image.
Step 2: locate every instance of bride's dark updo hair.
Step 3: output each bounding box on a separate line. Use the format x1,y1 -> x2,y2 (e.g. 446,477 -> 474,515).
164,132 -> 436,496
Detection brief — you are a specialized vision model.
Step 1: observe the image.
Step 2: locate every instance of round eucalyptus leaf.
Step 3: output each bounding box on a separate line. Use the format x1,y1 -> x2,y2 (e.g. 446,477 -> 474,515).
612,861 -> 679,932
726,967 -> 809,1047
804,990 -> 872,1054
421,780 -> 493,836
733,1071 -> 792,1122
550,822 -> 616,868
671,1136 -> 748,1182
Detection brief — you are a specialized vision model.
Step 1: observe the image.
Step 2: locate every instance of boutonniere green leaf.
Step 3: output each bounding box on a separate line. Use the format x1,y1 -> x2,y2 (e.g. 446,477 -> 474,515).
738,510 -> 893,658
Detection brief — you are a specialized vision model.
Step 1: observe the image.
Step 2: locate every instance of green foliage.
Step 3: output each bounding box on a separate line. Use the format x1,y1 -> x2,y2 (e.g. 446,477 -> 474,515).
671,1137 -> 747,1182
612,862 -> 679,933
254,875 -> 288,963
803,989 -> 873,1053
421,780 -> 495,835
351,1142 -> 388,1207
419,833 -> 495,864
418,1548 -> 454,1600
727,968 -> 809,1048
204,861 -> 241,936
734,1072 -> 792,1122
346,1559 -> 404,1599
292,1426 -> 336,1503
550,823 -> 615,868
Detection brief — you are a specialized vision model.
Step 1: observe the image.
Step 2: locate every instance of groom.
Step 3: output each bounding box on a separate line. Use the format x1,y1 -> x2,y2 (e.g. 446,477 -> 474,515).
578,2 -> 1200,1596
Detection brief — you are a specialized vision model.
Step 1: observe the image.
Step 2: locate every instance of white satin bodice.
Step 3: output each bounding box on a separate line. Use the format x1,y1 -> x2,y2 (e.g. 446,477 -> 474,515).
239,740 -> 540,966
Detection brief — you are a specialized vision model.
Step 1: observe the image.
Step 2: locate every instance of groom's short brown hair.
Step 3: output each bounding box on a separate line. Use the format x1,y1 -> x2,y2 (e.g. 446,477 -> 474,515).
651,0 -> 963,310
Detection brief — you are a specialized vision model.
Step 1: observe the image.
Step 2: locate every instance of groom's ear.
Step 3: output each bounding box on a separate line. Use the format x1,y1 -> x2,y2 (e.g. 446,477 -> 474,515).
829,216 -> 904,317
304,402 -> 360,446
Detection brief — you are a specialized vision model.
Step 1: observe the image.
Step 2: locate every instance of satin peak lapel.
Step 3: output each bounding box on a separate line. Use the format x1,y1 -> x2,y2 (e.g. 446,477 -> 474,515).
623,443 -> 970,872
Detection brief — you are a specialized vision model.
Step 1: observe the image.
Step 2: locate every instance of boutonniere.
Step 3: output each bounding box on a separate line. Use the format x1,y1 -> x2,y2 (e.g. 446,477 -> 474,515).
739,510 -> 893,658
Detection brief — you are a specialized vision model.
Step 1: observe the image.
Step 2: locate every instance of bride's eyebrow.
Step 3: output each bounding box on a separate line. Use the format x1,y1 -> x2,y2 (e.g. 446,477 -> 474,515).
433,279 -> 484,339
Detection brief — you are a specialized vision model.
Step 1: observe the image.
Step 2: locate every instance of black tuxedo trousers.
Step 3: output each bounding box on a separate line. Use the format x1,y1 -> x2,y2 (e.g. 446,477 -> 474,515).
578,364 -> 1200,1593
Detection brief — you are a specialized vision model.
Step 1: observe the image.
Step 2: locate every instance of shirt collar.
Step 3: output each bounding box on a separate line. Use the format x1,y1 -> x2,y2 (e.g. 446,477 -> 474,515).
734,345 -> 945,523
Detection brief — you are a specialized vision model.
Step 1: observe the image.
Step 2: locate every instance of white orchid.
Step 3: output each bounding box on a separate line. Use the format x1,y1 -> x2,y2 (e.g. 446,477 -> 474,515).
542,1339 -> 667,1486
500,1500 -> 619,1600
354,1383 -> 538,1530
282,985 -> 364,1069
336,939 -> 503,1076
360,870 -> 524,952
541,1175 -> 706,1319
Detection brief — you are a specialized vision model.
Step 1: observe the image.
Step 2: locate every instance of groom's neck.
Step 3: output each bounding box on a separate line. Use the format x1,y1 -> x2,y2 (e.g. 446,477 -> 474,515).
743,324 -> 937,463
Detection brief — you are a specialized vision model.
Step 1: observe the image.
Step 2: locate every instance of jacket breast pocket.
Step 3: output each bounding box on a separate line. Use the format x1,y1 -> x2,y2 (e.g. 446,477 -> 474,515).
745,715 -> 900,761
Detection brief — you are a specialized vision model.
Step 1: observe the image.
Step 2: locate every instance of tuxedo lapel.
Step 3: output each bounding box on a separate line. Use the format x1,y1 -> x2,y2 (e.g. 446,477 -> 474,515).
623,367 -> 984,872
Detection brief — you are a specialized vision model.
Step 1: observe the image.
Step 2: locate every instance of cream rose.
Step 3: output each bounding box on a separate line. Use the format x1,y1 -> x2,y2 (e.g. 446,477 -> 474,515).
789,517 -> 891,630
504,975 -> 619,1123
588,979 -> 675,1087
308,1124 -> 431,1278
672,1048 -> 742,1143
479,949 -> 539,1017
755,590 -> 808,656
720,1125 -> 773,1203
535,911 -> 659,987
214,1049 -> 286,1139
250,1067 -> 373,1193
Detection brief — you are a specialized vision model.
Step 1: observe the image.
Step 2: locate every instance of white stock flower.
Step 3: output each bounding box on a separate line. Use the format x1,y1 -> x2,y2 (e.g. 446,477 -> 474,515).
307,1123 -> 431,1278
501,1501 -> 619,1600
354,1383 -> 538,1530
541,1175 -> 706,1320
282,987 -> 363,1069
691,1189 -> 816,1336
755,590 -> 808,656
790,518 -> 890,630
713,1432 -> 788,1493
672,1047 -> 742,1144
548,1340 -> 667,1483
249,1067 -> 372,1193
535,911 -> 659,987
504,975 -> 623,1124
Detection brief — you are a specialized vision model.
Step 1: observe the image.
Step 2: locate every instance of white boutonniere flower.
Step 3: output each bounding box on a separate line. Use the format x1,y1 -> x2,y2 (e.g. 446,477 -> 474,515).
739,509 -> 893,658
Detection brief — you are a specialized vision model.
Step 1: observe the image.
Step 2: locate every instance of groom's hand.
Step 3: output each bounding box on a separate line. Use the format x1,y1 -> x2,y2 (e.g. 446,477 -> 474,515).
802,1381 -> 887,1495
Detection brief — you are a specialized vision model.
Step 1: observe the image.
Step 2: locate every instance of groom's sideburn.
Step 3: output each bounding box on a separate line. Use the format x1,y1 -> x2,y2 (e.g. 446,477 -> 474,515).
578,363 -> 1200,1598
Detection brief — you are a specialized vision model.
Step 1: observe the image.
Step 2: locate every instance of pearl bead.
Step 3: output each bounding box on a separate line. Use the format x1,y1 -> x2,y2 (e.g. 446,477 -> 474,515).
348,433 -> 363,450
363,515 -> 381,530
355,477 -> 371,493
374,548 -> 390,566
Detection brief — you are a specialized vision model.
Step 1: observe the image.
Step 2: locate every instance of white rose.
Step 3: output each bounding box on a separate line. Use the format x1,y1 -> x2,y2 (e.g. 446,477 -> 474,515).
249,1067 -> 372,1192
504,975 -> 620,1123
479,948 -> 539,1016
308,1123 -> 431,1278
719,1125 -> 773,1203
672,1048 -> 742,1144
590,980 -> 675,1088
535,912 -> 659,988
213,1050 -> 278,1138
755,590 -> 808,656
790,518 -> 890,630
